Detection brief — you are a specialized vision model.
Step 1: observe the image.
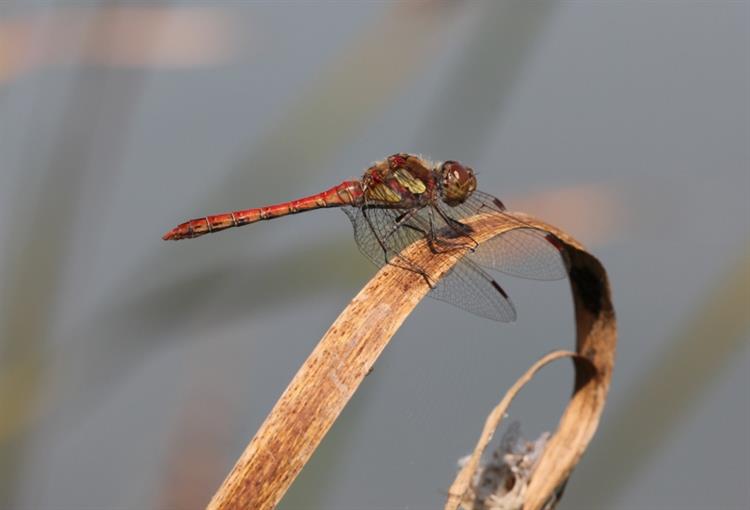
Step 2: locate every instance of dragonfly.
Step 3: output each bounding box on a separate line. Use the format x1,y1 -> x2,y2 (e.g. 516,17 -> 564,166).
163,153 -> 567,321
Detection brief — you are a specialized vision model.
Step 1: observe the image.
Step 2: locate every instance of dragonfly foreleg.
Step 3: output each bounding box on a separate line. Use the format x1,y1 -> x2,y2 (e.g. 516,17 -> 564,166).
395,222 -> 439,288
433,206 -> 480,252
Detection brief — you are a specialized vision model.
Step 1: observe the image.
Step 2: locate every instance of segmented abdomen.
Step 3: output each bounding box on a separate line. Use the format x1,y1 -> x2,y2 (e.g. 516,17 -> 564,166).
163,180 -> 363,240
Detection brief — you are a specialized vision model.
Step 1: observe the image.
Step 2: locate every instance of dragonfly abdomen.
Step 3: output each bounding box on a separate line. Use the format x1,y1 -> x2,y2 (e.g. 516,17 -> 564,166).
163,180 -> 363,240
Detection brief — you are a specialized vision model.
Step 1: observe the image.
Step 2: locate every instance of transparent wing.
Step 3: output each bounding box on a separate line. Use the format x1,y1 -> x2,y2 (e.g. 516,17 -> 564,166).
470,228 -> 567,280
342,206 -> 427,268
430,257 -> 517,322
344,203 -> 474,268
446,191 -> 568,281
343,206 -> 517,322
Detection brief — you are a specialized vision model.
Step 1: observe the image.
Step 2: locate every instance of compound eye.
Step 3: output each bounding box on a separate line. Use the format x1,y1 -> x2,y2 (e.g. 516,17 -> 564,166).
440,160 -> 475,206
442,161 -> 469,185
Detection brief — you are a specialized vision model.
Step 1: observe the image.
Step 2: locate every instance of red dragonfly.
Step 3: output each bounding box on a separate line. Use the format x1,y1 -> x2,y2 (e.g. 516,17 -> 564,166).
163,154 -> 566,321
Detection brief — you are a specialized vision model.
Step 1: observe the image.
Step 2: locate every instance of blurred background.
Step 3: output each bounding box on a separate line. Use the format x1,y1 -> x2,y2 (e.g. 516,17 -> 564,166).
1,1 -> 748,509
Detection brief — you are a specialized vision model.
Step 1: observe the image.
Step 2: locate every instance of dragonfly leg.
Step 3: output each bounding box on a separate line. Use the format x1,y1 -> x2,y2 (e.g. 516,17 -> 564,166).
404,212 -> 457,259
361,207 -> 434,286
433,206 -> 480,252
383,208 -> 423,243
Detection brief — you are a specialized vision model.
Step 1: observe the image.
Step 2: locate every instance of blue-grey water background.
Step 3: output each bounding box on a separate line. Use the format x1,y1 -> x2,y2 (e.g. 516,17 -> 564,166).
0,2 -> 748,509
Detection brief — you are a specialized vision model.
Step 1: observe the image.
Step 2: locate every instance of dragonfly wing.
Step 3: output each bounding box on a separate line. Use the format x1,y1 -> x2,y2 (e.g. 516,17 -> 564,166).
469,228 -> 568,281
343,207 -> 387,267
445,191 -> 568,281
452,190 -> 508,216
430,257 -> 517,322
342,206 -> 428,268
344,205 -> 517,321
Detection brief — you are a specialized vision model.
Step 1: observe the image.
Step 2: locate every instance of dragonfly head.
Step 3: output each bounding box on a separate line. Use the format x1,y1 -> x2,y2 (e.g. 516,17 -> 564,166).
439,161 -> 477,206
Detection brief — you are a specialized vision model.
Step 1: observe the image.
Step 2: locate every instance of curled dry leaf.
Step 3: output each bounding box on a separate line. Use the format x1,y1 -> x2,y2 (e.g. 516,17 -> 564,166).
449,352 -> 579,510
207,212 -> 616,510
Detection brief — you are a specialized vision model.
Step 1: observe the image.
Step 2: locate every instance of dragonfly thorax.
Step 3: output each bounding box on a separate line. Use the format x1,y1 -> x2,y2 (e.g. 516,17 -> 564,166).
439,161 -> 477,206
